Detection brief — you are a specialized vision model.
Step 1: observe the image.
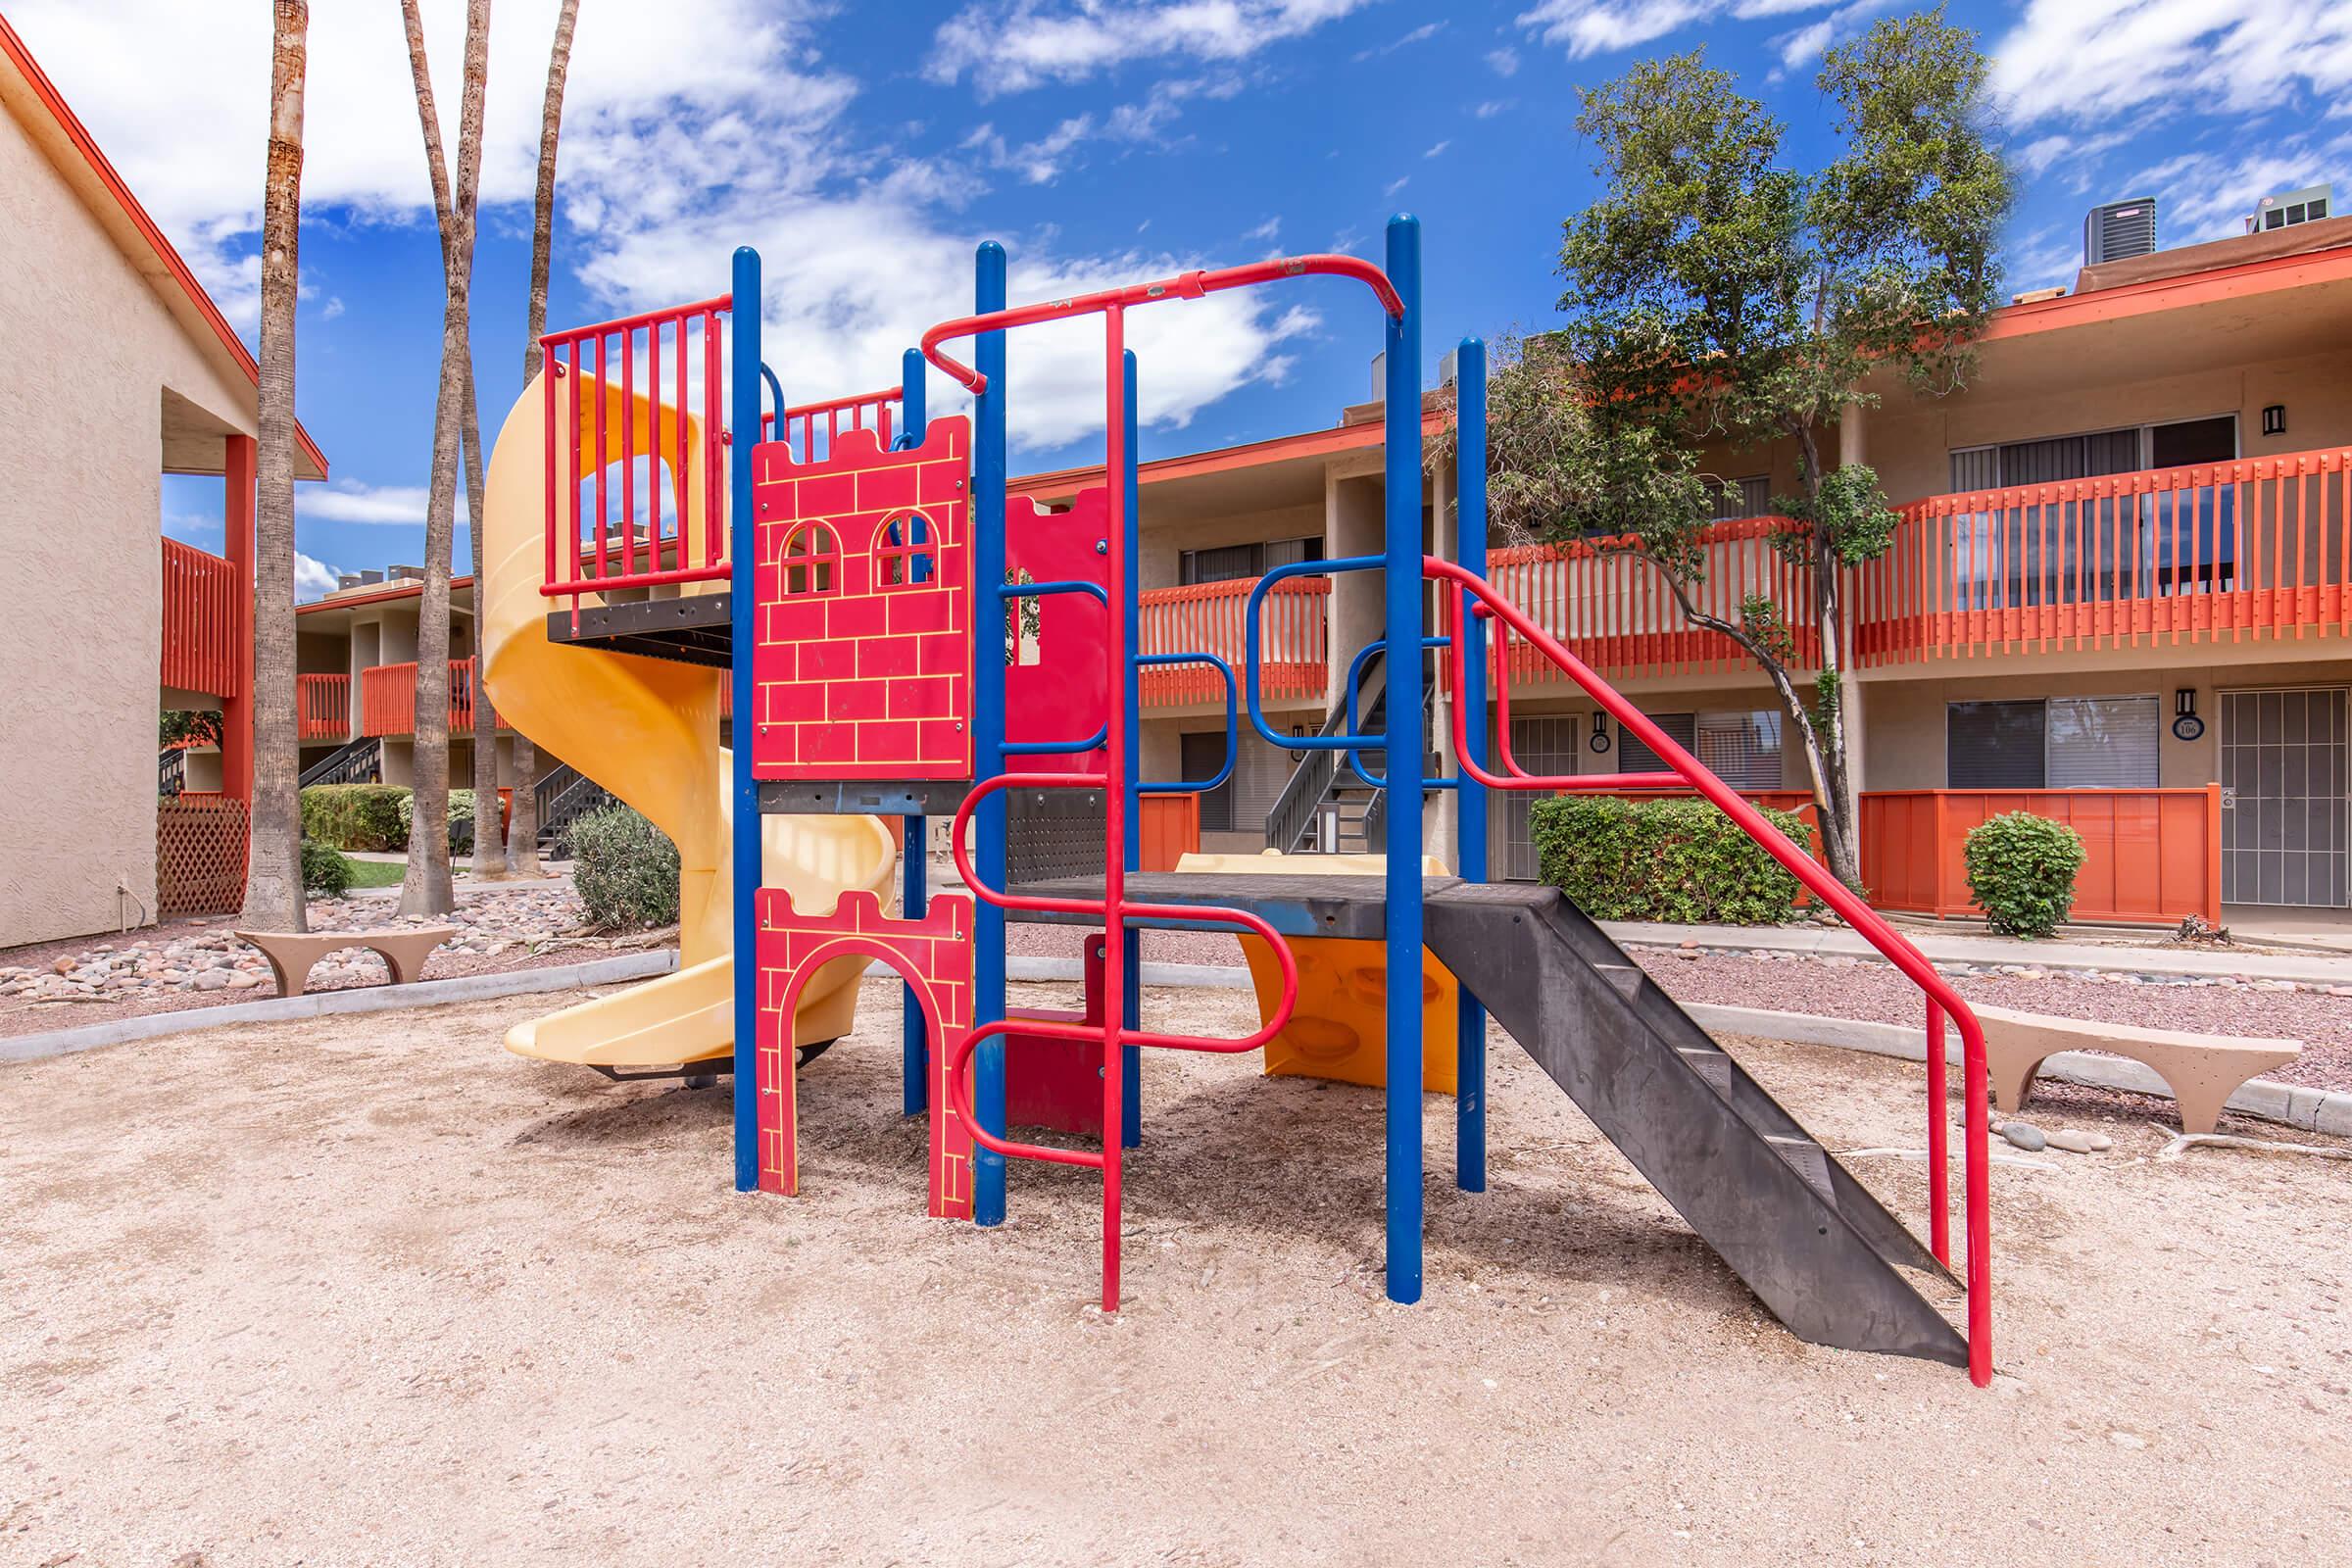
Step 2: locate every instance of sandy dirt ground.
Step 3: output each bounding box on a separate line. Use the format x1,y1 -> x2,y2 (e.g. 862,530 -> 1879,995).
4,976 -> 2349,1566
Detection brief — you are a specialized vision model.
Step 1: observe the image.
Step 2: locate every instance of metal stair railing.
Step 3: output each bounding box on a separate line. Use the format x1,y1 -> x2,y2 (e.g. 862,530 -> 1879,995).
533,763 -> 618,848
158,747 -> 187,799
1425,553 -> 1995,1389
1265,648 -> 1391,854
298,736 -> 383,790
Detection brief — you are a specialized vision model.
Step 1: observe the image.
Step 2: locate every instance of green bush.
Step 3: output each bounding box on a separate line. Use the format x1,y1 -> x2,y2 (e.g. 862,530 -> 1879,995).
1528,795 -> 1814,925
566,804 -> 680,929
300,784 -> 411,852
299,840 -> 354,899
1963,811 -> 2085,938
397,788 -> 477,854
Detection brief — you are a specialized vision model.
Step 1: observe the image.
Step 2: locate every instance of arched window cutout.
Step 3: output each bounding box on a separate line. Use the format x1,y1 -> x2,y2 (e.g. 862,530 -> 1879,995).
780,522 -> 840,596
874,511 -> 937,589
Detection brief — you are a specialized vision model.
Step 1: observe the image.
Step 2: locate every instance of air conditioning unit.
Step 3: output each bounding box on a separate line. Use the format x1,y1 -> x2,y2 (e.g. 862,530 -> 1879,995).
2247,182 -> 2332,234
2084,197 -> 2158,265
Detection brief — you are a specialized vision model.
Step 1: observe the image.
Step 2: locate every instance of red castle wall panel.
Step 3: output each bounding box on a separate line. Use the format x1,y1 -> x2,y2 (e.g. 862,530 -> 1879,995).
1004,487 -> 1110,775
755,888 -> 976,1219
750,417 -> 974,780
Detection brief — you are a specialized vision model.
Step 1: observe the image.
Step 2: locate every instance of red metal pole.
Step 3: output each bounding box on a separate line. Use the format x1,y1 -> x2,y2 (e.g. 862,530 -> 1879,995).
1101,303 -> 1129,1312
1927,998 -> 1950,1266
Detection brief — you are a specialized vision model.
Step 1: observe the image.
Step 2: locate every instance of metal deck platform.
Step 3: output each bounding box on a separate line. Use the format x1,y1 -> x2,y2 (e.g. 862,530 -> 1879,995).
544,595 -> 732,667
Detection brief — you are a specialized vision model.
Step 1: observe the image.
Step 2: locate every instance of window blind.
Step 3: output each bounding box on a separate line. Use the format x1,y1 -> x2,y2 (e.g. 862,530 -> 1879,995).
1946,701 -> 2045,789
2046,696 -> 2160,788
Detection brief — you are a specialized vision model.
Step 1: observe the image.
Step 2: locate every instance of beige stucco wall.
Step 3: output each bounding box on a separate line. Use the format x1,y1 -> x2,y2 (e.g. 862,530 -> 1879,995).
0,105 -> 264,948
1858,657 -> 2352,791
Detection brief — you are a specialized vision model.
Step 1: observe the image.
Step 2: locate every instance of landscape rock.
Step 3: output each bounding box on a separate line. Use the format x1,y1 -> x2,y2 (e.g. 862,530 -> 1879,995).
2000,1122 -> 2048,1152
2044,1129 -> 2099,1154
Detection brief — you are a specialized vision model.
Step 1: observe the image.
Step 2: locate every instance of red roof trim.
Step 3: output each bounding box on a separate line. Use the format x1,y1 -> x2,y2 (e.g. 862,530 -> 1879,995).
297,575 -> 476,615
1986,238 -> 2352,341
0,16 -> 329,479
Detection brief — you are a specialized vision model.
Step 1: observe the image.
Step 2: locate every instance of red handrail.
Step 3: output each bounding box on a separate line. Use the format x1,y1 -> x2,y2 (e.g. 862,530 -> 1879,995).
1428,555 -> 1992,1388
920,254 -> 1404,393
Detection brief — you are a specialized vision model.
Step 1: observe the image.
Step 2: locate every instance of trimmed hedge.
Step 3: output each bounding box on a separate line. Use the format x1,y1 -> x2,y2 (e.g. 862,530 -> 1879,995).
299,840 -> 354,899
1528,795 -> 1813,926
398,788 -> 477,854
1963,811 -> 2085,938
566,804 -> 680,929
300,784 -> 410,852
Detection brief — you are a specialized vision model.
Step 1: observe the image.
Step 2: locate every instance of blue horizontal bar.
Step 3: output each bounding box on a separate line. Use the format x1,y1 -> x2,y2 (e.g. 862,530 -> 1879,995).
1245,557 -> 1389,753
1134,652 -> 1237,796
998,578 -> 1110,607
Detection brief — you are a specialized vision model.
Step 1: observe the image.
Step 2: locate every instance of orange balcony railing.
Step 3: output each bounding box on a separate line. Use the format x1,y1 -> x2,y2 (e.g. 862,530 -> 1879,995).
297,673 -> 351,740
1138,575 -> 1329,706
1485,518 -> 1823,684
361,659 -> 501,737
1855,446 -> 2350,663
161,537 -> 240,697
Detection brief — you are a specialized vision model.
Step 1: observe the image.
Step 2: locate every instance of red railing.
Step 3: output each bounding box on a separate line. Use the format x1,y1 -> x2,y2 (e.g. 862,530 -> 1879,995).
1862,787 -> 2223,927
297,672 -> 350,740
161,537 -> 240,697
540,298 -> 906,608
360,659 -> 499,737
762,387 -> 898,464
1856,445 -> 2351,662
1431,558 -> 1992,1388
1485,517 -> 1821,683
541,296 -> 730,603
1138,576 -> 1328,706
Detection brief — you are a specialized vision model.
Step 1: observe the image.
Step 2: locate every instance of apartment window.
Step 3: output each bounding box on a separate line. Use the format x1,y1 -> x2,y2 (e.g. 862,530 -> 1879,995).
1710,475 -> 1773,521
1182,730 -> 1235,832
1178,535 -> 1324,586
1949,416 -> 2238,491
1618,710 -> 1785,790
1946,696 -> 2159,789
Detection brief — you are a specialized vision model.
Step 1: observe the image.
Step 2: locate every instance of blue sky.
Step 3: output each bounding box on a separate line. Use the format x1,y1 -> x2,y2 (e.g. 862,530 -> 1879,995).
13,0 -> 2351,595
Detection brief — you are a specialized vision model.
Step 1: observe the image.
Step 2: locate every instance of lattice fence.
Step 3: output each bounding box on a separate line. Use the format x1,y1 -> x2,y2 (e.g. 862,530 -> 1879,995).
157,796 -> 249,916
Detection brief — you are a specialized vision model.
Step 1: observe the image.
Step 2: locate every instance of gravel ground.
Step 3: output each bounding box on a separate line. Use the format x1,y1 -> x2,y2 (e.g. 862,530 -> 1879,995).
0,878 -> 645,1041
3,978 -> 2348,1564
1634,949 -> 2352,1093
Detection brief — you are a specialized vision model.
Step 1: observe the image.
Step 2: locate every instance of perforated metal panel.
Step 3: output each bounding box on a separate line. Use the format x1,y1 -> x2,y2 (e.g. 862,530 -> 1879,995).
1006,787 -> 1108,886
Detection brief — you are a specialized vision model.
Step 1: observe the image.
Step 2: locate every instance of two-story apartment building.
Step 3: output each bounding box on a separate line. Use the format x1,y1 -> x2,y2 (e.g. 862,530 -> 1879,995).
1016,205 -> 2352,923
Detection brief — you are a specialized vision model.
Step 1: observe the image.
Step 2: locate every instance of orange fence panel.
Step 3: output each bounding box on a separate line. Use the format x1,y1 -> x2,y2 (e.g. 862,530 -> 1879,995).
297,673 -> 350,740
360,659 -> 501,738
1860,787 -> 2221,927
160,538 -> 240,697
1139,793 -> 1200,871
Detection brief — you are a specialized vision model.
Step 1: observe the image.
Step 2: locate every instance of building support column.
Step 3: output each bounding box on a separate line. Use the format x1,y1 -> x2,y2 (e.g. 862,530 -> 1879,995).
223,434 -> 258,804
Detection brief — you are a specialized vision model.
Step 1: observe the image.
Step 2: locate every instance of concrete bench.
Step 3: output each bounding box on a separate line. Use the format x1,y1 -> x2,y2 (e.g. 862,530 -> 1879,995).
1973,1004 -> 2301,1134
233,926 -> 456,998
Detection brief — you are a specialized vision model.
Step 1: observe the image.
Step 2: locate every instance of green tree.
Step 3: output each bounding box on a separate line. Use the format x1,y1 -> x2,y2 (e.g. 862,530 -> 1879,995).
1476,9 -> 2010,890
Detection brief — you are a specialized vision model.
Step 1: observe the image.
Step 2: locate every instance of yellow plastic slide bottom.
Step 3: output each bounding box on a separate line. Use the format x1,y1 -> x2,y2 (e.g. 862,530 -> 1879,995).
1175,852 -> 1458,1096
474,364 -> 897,1072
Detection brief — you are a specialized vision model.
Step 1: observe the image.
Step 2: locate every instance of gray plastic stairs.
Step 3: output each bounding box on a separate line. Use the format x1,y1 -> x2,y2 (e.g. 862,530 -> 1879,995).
1423,881 -> 1969,1368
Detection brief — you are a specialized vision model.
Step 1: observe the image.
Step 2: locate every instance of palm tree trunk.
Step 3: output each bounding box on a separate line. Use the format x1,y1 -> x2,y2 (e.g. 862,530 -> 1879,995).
396,0 -> 490,918
508,0 -> 580,879
241,0 -> 309,932
463,368 -> 506,879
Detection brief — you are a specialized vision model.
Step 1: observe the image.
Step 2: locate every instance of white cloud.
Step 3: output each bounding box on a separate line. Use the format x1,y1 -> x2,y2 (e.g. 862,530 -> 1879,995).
1353,21 -> 1447,63
1992,0 -> 2352,127
1473,99 -> 1516,120
2126,129 -> 2352,244
294,552 -> 343,604
926,0 -> 1375,95
14,1 -> 1325,456
1513,0 -> 1842,61
1486,47 -> 1521,77
1244,217 -> 1282,242
297,481 -> 470,527
1383,175 -> 1410,198
1424,140 -> 1450,159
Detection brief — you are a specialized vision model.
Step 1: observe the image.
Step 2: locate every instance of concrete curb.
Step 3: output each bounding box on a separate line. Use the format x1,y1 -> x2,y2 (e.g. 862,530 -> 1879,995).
1686,1002 -> 2352,1139
0,950 -> 680,1065
1605,920 -> 2352,988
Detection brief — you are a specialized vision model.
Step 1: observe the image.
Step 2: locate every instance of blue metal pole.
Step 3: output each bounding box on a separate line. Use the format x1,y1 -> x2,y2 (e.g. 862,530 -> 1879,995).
899,346 -> 930,1117
729,247 -> 762,1193
1382,215 -> 1424,1303
1453,337 -> 1489,1194
972,242 -> 1009,1226
1119,347 -> 1143,1150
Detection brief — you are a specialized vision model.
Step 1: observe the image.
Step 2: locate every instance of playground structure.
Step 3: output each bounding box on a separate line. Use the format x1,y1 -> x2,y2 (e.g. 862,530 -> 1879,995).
490,217 -> 1999,1385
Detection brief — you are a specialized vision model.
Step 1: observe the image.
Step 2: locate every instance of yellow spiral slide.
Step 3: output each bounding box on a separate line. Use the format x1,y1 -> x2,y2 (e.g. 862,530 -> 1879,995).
477,368 -> 894,1069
